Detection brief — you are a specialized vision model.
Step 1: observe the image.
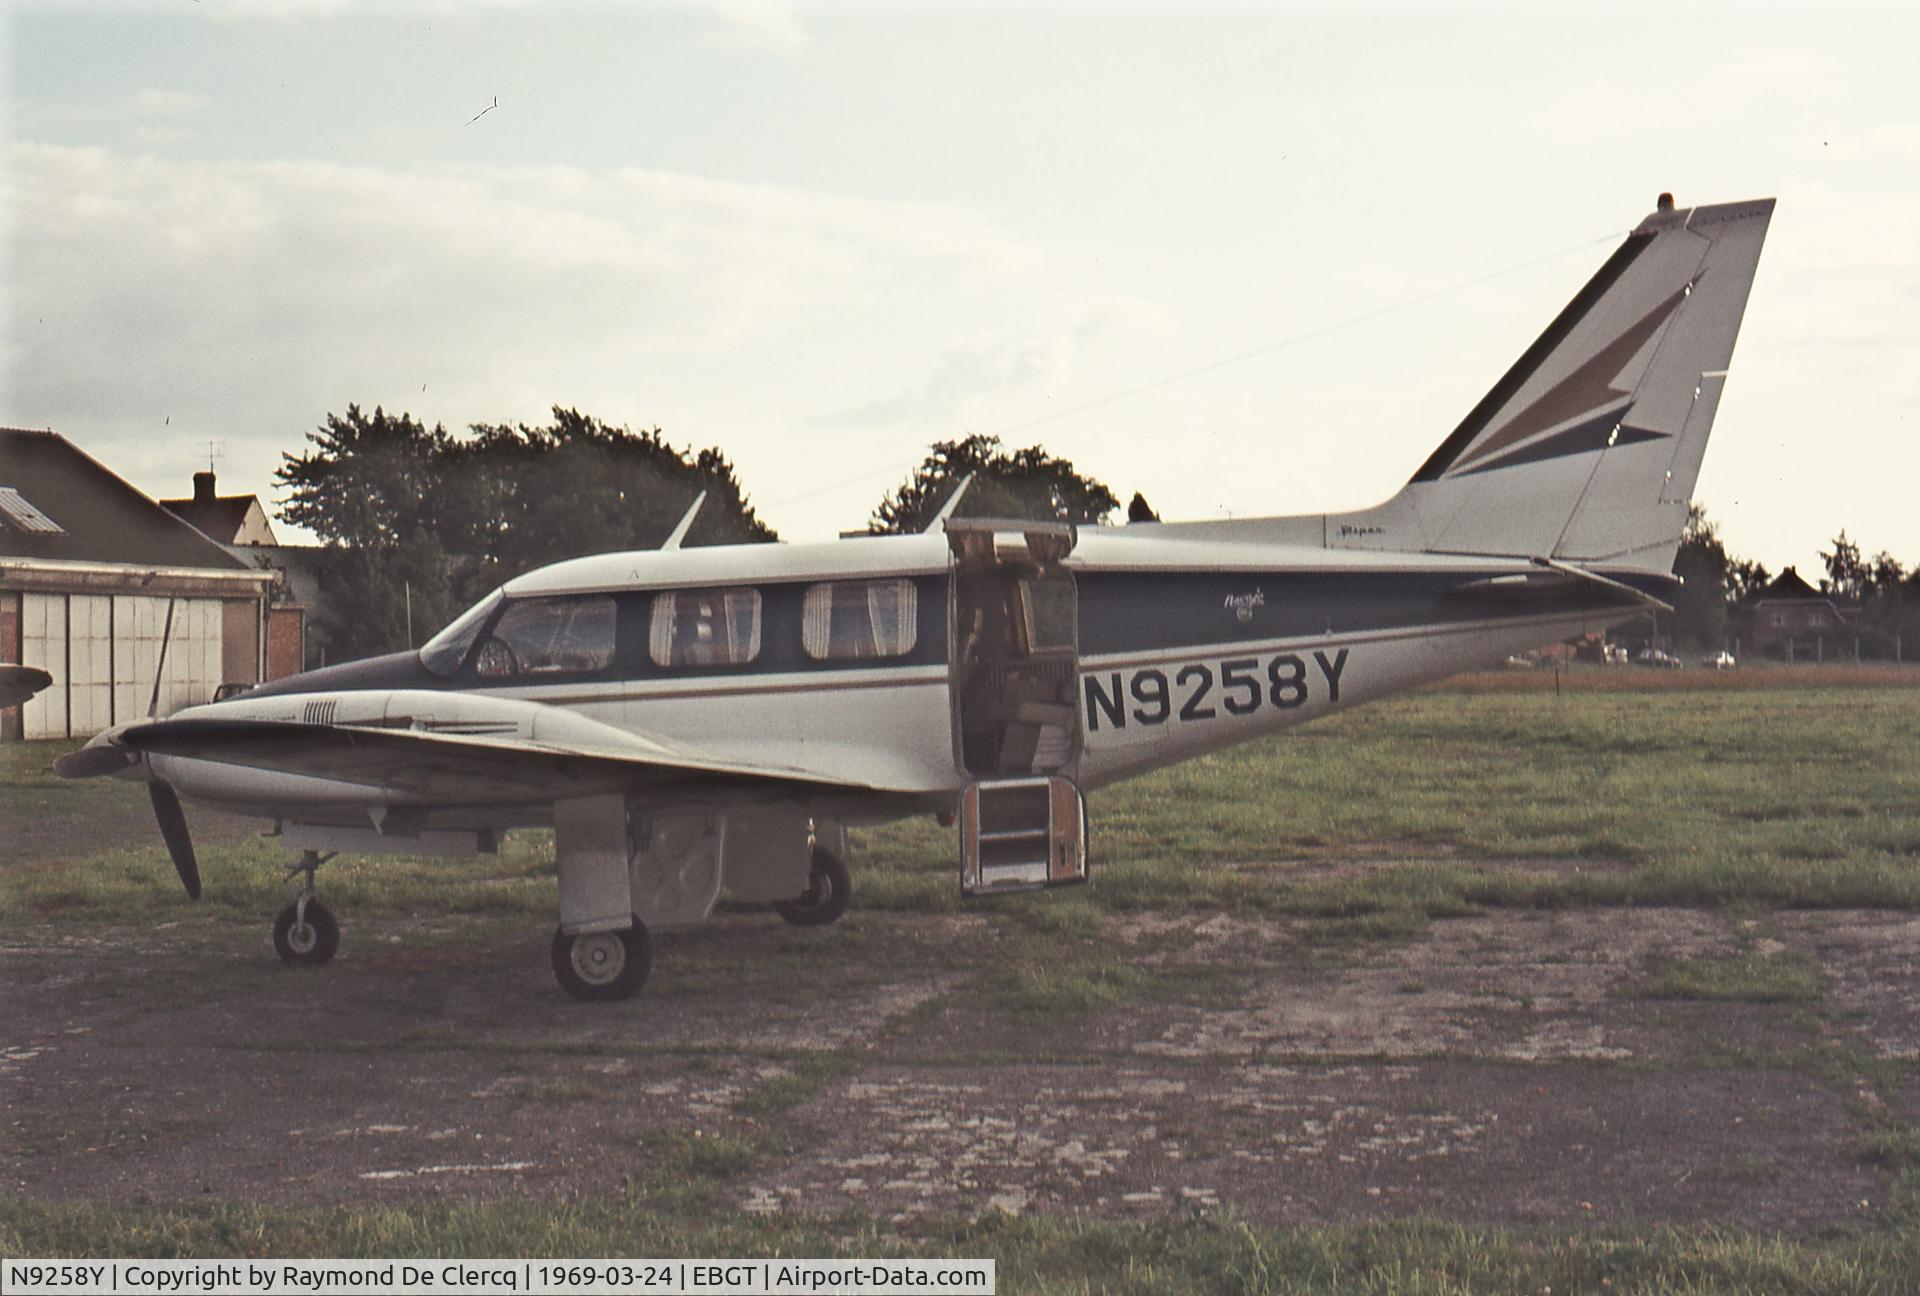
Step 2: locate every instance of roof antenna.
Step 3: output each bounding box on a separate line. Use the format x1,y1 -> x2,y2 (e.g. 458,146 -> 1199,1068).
202,439 -> 224,473
925,473 -> 976,532
661,491 -> 706,550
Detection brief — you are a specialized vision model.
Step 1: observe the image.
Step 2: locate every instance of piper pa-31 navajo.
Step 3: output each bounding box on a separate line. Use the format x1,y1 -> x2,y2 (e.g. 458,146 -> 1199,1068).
57,194 -> 1774,1001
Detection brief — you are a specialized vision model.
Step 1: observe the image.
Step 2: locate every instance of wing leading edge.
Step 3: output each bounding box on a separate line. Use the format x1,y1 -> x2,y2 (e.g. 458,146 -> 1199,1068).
112,716 -> 863,804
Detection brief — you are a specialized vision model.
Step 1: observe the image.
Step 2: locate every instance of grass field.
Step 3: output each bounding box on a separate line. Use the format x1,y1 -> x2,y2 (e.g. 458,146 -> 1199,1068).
5,671 -> 1920,1293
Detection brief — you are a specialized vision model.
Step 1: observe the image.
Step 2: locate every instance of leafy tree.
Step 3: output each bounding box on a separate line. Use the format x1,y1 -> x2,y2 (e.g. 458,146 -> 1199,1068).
276,406 -> 451,549
457,408 -> 774,580
1652,504 -> 1781,654
276,404 -> 774,662
1902,569 -> 1920,658
1819,530 -> 1869,601
1726,556 -> 1773,604
1855,547 -> 1913,658
1668,504 -> 1733,651
868,433 -> 1121,534
1867,550 -> 1907,597
1809,529 -> 1920,658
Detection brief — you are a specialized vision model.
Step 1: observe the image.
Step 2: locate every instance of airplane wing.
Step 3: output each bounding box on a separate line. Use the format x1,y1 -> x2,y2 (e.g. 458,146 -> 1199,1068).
111,715 -> 872,805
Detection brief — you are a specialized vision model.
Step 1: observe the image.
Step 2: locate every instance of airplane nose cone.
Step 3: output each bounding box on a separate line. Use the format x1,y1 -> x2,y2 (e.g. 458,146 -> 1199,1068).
51,731 -> 141,779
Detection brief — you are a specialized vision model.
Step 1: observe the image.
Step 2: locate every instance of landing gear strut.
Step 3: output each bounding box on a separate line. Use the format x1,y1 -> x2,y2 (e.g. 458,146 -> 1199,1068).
273,850 -> 340,966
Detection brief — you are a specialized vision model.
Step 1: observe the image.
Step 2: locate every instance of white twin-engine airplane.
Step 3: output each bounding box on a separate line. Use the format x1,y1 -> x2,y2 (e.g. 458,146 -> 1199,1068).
57,195 -> 1773,1001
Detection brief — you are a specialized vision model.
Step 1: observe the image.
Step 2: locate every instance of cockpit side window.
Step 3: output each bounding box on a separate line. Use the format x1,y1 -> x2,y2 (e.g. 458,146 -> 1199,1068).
648,588 -> 762,668
473,594 -> 617,678
419,589 -> 503,677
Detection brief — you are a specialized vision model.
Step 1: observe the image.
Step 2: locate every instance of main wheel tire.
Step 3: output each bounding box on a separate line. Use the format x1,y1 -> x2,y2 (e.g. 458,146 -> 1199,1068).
774,847 -> 852,928
551,916 -> 652,1002
273,899 -> 340,966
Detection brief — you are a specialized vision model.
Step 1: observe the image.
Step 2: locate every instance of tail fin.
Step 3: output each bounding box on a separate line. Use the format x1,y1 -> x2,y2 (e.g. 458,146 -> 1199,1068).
1334,195 -> 1774,572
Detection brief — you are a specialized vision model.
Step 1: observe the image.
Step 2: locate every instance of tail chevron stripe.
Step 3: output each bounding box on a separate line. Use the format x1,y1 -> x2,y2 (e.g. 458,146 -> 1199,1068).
1409,231 -> 1654,484
1448,281 -> 1691,475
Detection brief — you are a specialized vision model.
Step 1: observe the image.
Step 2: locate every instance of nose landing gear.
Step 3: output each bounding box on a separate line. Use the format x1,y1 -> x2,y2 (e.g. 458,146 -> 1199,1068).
273,850 -> 340,966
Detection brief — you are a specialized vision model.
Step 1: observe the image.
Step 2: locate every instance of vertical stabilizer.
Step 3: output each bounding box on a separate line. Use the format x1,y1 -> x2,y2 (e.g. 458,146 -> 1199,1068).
1323,195 -> 1774,571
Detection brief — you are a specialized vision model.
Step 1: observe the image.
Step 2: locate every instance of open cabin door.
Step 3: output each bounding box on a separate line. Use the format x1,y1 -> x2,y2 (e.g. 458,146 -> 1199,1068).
948,520 -> 1089,895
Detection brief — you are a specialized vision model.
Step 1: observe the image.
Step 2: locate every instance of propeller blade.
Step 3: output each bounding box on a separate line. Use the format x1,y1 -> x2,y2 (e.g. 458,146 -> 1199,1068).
148,598 -> 177,720
148,780 -> 201,900
51,744 -> 139,779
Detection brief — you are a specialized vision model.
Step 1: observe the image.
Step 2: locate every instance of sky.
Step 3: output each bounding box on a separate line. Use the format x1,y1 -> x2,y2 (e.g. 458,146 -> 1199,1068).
4,1 -> 1917,576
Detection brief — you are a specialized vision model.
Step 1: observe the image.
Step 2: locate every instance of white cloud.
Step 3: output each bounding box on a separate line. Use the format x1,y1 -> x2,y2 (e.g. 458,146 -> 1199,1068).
127,88 -> 211,117
708,0 -> 809,54
3,144 -> 1148,536
823,298 -> 1170,431
827,332 -> 1070,430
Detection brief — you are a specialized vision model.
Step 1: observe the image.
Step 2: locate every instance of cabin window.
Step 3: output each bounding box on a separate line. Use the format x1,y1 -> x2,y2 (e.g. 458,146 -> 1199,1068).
649,588 -> 762,668
474,594 -> 616,677
802,580 -> 918,661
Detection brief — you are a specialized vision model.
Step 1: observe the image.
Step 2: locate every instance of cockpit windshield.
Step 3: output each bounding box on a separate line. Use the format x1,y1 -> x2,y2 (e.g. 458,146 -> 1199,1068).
419,588 -> 503,676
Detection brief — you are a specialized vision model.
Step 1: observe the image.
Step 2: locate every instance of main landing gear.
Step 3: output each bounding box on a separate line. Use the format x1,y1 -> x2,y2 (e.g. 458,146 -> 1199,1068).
550,916 -> 654,1002
774,846 -> 852,928
273,850 -> 340,966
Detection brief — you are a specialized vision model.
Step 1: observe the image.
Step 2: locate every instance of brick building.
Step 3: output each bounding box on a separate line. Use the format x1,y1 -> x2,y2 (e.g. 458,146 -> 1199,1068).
1741,566 -> 1863,662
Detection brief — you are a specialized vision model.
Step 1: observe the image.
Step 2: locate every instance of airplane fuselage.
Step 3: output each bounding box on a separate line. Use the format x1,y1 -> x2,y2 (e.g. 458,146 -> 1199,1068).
144,525 -> 1659,831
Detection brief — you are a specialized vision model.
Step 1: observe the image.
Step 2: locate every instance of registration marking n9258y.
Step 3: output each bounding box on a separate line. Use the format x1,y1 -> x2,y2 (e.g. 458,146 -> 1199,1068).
1082,648 -> 1349,732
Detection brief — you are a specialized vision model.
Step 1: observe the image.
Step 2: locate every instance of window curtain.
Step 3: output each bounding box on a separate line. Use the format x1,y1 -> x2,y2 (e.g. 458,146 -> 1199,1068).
648,592 -> 677,667
865,581 -> 917,657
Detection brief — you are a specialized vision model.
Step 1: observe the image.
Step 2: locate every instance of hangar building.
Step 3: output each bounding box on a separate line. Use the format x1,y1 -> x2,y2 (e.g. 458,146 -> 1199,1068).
0,428 -> 276,741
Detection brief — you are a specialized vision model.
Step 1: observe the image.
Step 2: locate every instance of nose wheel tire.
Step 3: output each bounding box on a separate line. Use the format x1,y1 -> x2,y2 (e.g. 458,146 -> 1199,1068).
273,899 -> 340,966
551,916 -> 652,1001
774,847 -> 852,928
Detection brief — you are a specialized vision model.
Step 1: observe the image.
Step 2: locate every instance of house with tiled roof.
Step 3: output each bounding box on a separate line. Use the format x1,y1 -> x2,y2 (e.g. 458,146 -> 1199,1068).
160,470 -> 279,546
1741,566 -> 1863,661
